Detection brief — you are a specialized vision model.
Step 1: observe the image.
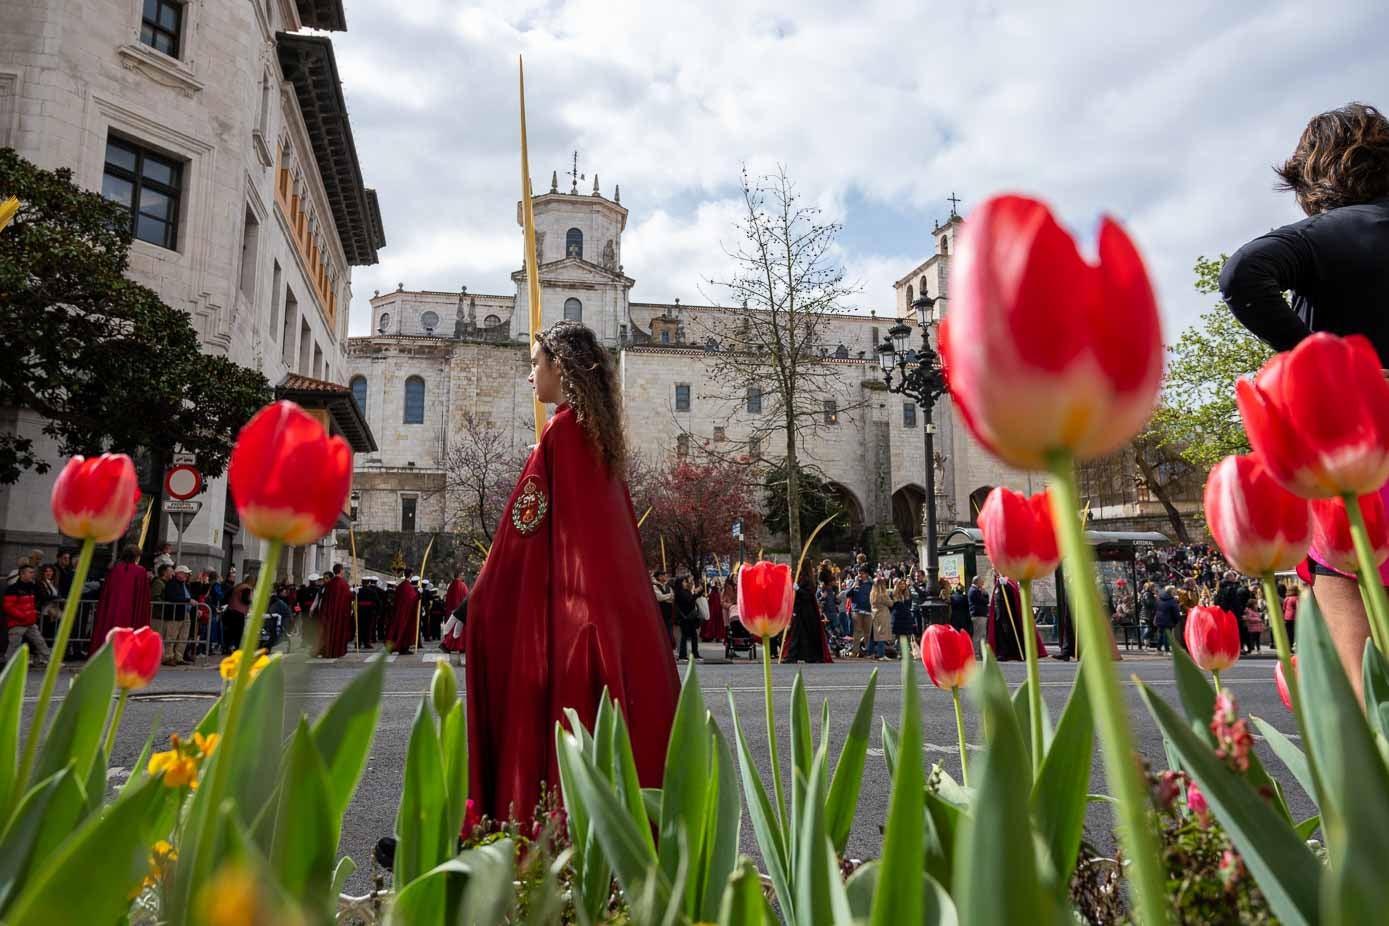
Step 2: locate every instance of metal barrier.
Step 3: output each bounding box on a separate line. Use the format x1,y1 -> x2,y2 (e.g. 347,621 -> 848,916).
29,599 -> 221,666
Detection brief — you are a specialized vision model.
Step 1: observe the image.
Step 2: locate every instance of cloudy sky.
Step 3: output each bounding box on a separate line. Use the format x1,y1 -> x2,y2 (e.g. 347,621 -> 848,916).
329,0 -> 1388,341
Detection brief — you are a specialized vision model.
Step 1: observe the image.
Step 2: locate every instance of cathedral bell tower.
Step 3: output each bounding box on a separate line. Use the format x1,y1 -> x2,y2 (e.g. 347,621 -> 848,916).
511,153 -> 635,348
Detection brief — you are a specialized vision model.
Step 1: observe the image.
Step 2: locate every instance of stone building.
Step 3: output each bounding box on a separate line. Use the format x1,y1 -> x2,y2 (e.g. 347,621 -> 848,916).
0,0 -> 384,579
348,179 -> 1029,559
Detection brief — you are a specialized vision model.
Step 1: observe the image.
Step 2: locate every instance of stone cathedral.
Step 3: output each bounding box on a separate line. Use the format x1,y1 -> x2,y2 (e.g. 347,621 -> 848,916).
345,168 -> 1027,563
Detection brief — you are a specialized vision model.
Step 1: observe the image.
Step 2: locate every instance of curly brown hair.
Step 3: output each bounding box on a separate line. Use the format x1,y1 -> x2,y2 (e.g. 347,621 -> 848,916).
535,320 -> 627,473
1276,102 -> 1389,215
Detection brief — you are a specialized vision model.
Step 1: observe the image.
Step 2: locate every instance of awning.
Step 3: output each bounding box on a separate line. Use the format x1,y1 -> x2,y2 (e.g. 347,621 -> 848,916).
275,373 -> 377,452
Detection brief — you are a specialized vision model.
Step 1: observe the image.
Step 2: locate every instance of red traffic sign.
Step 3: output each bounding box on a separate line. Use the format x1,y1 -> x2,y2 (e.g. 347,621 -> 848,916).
164,464 -> 203,501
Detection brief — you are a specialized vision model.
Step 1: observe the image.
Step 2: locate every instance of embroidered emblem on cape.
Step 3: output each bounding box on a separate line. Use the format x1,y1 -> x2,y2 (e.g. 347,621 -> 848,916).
511,476 -> 549,535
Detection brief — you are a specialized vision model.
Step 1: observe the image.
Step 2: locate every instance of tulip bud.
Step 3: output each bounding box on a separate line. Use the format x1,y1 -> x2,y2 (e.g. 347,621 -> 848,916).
920,624 -> 976,690
1275,656 -> 1296,712
939,194 -> 1163,469
431,659 -> 458,716
51,454 -> 141,543
1204,454 -> 1311,576
1237,333 -> 1389,499
977,487 -> 1060,581
108,626 -> 163,691
1183,605 -> 1241,673
1309,492 -> 1389,575
737,561 -> 793,639
229,401 -> 353,545
1186,780 -> 1211,828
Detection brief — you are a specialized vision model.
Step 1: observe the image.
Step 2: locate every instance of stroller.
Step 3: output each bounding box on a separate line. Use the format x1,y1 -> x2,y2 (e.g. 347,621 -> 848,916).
724,618 -> 761,660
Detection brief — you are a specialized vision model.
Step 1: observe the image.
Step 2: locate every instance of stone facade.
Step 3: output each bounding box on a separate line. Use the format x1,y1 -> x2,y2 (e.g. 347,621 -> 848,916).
0,0 -> 382,579
348,185 -> 1032,553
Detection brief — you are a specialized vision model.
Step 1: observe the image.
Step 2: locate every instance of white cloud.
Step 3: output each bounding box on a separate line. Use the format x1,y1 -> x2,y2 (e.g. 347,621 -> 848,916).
332,0 -> 1389,337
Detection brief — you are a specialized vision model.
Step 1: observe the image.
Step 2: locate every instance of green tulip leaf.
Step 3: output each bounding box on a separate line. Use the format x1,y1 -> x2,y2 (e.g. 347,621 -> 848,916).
0,769 -> 78,914
868,655 -> 926,926
729,691 -> 793,923
699,721 -> 742,920
270,718 -> 337,912
394,698 -> 450,889
33,645 -> 113,786
660,662 -> 710,915
717,857 -> 775,925
1032,667 -> 1093,893
0,652 -> 27,816
1361,642 -> 1389,747
826,668 -> 877,855
311,653 -> 385,822
1251,716 -> 1316,809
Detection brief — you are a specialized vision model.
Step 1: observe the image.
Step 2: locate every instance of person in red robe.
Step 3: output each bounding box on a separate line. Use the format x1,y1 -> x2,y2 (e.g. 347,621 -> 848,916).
316,564 -> 354,658
444,571 -> 468,612
700,580 -> 726,642
466,321 -> 680,824
384,576 -> 420,654
986,575 -> 1048,661
87,545 -> 151,657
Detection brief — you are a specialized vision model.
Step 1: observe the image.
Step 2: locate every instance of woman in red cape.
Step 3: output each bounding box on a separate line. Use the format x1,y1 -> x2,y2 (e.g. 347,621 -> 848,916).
385,577 -> 419,655
316,565 -> 354,658
466,321 -> 679,823
87,544 -> 151,657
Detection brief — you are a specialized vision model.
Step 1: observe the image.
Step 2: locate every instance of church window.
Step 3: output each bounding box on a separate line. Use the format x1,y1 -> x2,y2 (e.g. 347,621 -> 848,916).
377,312 -> 390,333
940,236 -> 949,255
483,313 -> 501,328
676,435 -> 689,459
419,310 -> 440,333
823,400 -> 838,425
563,297 -> 583,322
403,376 -> 426,424
140,0 -> 183,58
401,496 -> 417,533
619,324 -> 628,342
919,275 -> 927,295
746,386 -> 762,414
660,330 -> 671,344
903,402 -> 917,428
871,327 -> 879,346
350,376 -> 367,413
565,227 -> 583,259
905,284 -> 913,304
675,383 -> 691,412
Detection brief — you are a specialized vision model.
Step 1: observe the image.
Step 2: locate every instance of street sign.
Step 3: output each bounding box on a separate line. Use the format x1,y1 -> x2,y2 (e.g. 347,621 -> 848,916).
731,518 -> 743,539
162,500 -> 202,514
172,452 -> 197,465
165,465 -> 203,500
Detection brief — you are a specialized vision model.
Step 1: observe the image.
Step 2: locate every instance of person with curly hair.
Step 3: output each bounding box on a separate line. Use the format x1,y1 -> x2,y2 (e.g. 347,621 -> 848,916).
1222,101 -> 1389,694
465,320 -> 679,823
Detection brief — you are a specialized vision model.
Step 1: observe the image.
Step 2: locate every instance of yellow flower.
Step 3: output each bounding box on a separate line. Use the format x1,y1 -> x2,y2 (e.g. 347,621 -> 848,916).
147,733 -> 201,789
0,197 -> 18,232
219,649 -> 273,682
199,863 -> 264,926
194,731 -> 220,758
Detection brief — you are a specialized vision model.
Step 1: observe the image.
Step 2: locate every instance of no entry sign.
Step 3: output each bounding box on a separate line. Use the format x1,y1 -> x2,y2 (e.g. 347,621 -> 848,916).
164,464 -> 203,501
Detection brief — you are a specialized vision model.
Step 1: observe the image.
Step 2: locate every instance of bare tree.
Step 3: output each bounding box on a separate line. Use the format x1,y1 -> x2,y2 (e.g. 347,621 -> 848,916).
690,165 -> 859,555
441,411 -> 525,544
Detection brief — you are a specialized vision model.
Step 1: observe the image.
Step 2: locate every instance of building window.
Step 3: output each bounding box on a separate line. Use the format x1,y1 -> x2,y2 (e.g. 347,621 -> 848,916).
676,435 -> 689,459
823,400 -> 838,425
238,207 -> 259,303
140,0 -> 183,58
102,136 -> 182,250
404,376 -> 426,424
401,496 -> 417,533
675,383 -> 691,413
269,260 -> 282,339
563,297 -> 582,322
746,386 -> 762,414
905,284 -> 913,304
420,310 -> 439,333
660,330 -> 670,345
281,289 -> 297,365
377,312 -> 390,333
749,436 -> 761,460
350,376 -> 367,412
483,313 -> 501,327
903,402 -> 917,428
619,323 -> 628,342
298,318 -> 311,374
713,426 -> 726,442
871,326 -> 879,346
565,227 -> 583,259
920,275 -> 927,294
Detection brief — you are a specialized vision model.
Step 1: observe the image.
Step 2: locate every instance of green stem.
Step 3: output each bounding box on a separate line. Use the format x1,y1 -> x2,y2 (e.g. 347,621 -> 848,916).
1344,492 -> 1389,654
17,537 -> 95,793
762,636 -> 788,836
952,686 -> 969,788
1212,671 -> 1222,697
1047,453 -> 1169,926
103,688 -> 129,760
1019,579 -> 1044,779
1260,574 -> 1299,715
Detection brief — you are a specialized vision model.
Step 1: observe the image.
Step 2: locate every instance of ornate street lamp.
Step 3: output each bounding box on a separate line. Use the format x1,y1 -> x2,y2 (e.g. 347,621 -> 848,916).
879,292 -> 950,608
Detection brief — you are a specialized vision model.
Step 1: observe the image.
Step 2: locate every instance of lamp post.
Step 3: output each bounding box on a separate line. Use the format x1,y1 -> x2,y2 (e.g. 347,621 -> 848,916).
877,293 -> 950,602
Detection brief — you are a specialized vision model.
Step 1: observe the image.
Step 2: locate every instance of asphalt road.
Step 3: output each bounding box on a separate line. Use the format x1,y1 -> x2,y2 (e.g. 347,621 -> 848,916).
19,648 -> 1306,895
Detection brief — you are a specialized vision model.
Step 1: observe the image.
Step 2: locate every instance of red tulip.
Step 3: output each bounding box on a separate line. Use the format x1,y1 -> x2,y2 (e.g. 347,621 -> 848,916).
921,624 -> 976,690
1236,333 -> 1389,499
50,454 -> 140,543
1275,656 -> 1296,712
229,401 -> 353,545
108,626 -> 162,690
1204,454 -> 1312,576
1186,780 -> 1211,828
737,561 -> 793,638
978,487 -> 1059,581
1184,606 -> 1242,673
937,194 -> 1162,470
1308,492 -> 1389,574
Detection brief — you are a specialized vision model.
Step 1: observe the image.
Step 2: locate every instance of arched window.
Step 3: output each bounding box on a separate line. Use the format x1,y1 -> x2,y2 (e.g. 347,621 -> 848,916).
403,376 -> 425,424
350,375 -> 367,412
563,297 -> 582,322
565,227 -> 583,259
419,310 -> 439,333
377,312 -> 390,333
905,284 -> 913,305
919,276 -> 927,295
940,236 -> 949,255
483,313 -> 501,327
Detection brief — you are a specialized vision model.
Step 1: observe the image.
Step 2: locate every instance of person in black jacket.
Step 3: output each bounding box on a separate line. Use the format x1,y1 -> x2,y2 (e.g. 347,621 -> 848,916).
673,575 -> 700,662
1154,586 -> 1181,653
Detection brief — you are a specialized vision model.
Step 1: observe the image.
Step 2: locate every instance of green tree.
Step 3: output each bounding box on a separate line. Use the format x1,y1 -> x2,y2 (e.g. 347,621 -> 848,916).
1147,255 -> 1274,467
761,460 -> 850,553
0,148 -> 271,484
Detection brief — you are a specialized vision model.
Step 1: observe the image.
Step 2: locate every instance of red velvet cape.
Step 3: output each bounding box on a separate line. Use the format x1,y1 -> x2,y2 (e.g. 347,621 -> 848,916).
317,576 -> 354,658
444,578 -> 468,612
87,562 -> 151,657
699,587 -> 726,642
385,581 -> 419,653
465,405 -> 680,823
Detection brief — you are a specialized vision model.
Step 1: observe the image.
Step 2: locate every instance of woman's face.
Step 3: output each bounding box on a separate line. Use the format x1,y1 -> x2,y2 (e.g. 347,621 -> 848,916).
529,340 -> 563,404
